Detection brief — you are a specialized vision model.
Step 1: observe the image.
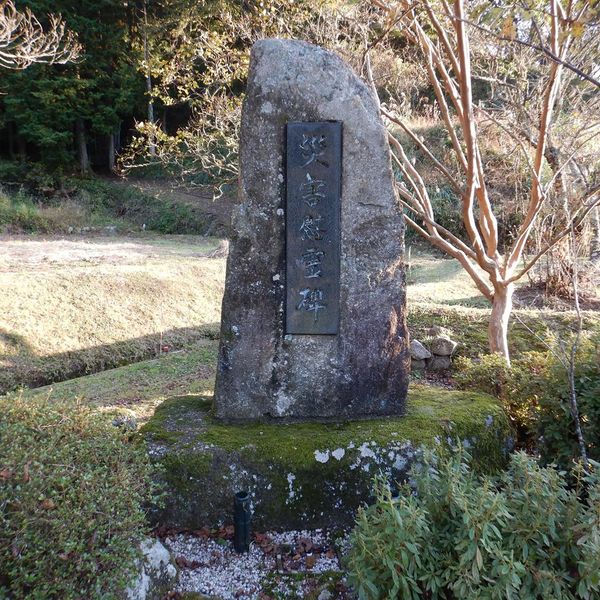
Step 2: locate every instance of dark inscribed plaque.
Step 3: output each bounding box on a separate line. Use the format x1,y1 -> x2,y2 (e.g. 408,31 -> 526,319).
285,121 -> 342,335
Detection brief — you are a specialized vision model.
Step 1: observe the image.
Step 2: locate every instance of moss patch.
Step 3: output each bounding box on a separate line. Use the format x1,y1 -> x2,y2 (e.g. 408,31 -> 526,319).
143,385 -> 511,530
18,343 -> 218,423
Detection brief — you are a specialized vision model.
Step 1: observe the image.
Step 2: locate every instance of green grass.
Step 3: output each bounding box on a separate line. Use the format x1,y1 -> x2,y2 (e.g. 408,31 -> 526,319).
2,228 -> 598,398
406,247 -> 489,307
408,303 -> 599,357
22,342 -> 218,422
405,246 -> 600,355
0,170 -> 212,236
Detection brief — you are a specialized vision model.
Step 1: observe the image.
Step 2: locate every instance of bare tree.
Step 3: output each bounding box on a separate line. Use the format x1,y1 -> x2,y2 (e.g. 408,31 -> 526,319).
372,0 -> 600,364
0,0 -> 80,70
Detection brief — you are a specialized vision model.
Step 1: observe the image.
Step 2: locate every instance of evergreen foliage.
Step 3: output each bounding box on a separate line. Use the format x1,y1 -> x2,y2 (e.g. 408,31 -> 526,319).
0,0 -> 142,170
348,448 -> 600,600
0,394 -> 161,599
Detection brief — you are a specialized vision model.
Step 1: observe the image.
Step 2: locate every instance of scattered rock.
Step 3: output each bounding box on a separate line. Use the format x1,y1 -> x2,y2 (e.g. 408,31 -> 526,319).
427,325 -> 452,337
164,530 -> 346,599
410,359 -> 427,371
112,415 -> 138,432
428,355 -> 452,370
125,538 -> 177,600
409,339 -> 432,360
429,335 -> 458,356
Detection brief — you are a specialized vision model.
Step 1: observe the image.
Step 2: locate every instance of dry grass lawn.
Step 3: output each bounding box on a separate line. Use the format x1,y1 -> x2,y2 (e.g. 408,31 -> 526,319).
0,234 -> 226,392
1,234 -> 597,396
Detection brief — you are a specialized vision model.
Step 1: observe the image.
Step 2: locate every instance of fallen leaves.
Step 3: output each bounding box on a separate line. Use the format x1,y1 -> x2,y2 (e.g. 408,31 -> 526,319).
39,498 -> 56,510
175,555 -> 204,569
0,463 -> 31,483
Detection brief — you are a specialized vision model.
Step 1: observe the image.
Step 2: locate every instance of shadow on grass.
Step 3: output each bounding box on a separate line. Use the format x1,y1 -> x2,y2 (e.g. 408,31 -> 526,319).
0,324 -> 221,395
444,296 -> 491,308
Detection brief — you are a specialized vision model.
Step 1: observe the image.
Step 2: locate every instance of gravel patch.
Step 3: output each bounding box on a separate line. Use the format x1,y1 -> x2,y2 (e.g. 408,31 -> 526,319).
162,529 -> 351,599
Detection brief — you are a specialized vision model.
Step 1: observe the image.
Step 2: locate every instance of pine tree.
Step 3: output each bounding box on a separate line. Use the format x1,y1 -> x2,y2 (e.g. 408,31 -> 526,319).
0,0 -> 142,172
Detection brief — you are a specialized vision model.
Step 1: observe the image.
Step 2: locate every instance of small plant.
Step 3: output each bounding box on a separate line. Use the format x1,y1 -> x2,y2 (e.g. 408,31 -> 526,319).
0,395 -> 161,599
0,187 -> 51,232
347,448 -> 600,600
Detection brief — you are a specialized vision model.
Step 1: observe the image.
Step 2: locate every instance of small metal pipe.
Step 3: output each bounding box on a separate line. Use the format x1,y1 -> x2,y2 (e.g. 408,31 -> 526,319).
233,491 -> 250,553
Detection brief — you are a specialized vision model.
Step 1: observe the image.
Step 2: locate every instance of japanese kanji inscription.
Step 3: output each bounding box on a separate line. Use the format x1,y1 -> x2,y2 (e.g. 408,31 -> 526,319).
285,121 -> 342,335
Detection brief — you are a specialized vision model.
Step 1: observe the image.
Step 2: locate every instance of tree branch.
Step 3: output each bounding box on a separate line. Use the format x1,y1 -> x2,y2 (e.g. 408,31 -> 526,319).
460,17 -> 600,89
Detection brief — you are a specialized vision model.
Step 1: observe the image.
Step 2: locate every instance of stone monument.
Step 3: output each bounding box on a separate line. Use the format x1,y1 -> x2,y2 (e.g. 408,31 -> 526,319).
214,39 -> 409,421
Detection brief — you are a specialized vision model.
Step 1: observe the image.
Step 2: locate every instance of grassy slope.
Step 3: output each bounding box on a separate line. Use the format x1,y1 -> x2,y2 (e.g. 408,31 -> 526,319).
3,235 -> 598,397
17,241 -> 599,427
23,343 -> 218,422
0,175 -> 217,236
406,247 -> 599,356
0,235 -> 225,393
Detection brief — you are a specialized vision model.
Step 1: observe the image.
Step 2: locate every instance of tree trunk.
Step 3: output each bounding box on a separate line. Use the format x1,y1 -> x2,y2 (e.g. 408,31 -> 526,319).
7,122 -> 16,160
143,0 -> 156,156
16,133 -> 26,160
590,206 -> 600,263
489,283 -> 514,364
75,118 -> 90,175
108,133 -> 116,173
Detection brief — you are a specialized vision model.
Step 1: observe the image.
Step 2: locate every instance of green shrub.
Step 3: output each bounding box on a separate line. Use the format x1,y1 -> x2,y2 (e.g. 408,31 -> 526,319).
455,352 -> 548,449
538,339 -> 600,469
347,448 -> 600,600
0,160 -> 62,192
455,340 -> 600,469
0,395 -> 161,599
402,183 -> 467,244
0,159 -> 209,234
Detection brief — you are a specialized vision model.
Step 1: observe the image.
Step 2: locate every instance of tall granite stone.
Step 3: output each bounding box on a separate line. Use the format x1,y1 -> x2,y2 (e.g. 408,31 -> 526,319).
214,39 -> 409,422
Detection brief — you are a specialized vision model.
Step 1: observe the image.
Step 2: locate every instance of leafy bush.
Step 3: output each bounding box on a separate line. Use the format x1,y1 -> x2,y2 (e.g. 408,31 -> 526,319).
403,183 -> 467,244
347,448 -> 600,600
0,395 -> 161,599
75,178 -> 208,234
455,352 -> 548,449
538,339 -> 600,469
0,160 -> 63,193
455,340 -> 600,469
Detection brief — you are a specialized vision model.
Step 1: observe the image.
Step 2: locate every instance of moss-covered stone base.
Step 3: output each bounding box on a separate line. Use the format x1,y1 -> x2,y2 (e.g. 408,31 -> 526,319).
143,385 -> 512,530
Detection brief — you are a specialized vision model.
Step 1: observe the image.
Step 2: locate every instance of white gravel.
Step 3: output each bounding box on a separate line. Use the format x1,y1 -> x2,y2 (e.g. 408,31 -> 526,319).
163,529 -> 348,599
